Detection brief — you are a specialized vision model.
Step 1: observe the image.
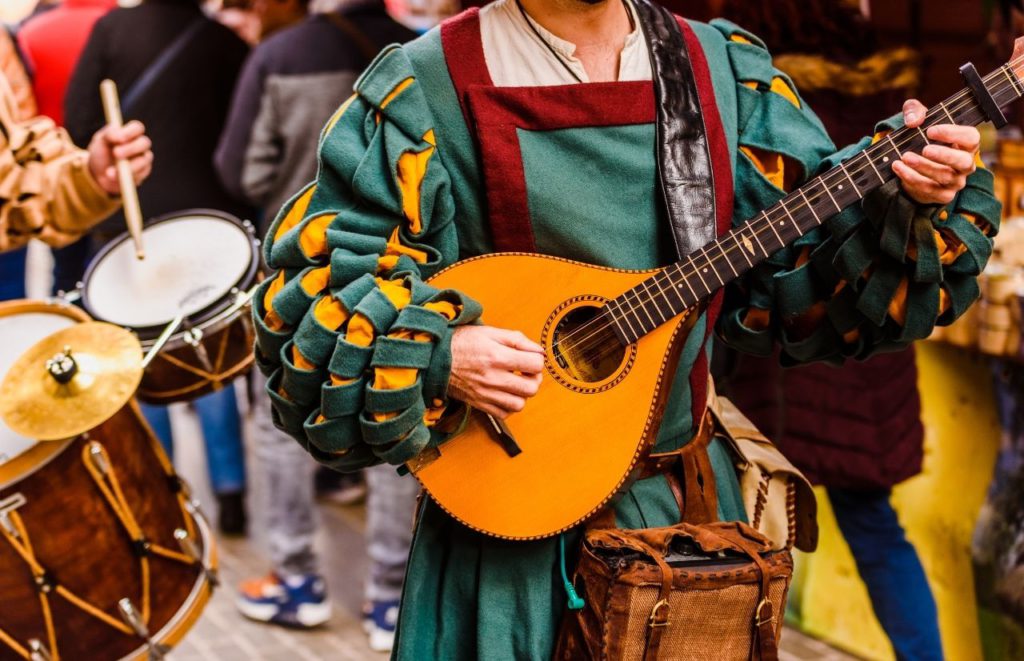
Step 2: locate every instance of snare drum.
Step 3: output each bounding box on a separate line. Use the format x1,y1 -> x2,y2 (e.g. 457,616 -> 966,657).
0,300 -> 216,661
82,210 -> 260,405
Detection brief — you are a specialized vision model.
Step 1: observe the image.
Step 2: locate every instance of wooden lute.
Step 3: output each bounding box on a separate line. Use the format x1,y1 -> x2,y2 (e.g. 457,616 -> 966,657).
409,42 -> 1024,540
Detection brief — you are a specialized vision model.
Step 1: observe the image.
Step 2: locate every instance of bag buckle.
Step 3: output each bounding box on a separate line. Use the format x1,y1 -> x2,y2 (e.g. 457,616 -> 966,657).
648,599 -> 671,628
755,598 -> 775,627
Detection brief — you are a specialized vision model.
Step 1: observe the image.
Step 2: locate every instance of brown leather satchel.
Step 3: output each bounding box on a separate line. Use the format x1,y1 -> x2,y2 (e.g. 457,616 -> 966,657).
554,410 -> 796,661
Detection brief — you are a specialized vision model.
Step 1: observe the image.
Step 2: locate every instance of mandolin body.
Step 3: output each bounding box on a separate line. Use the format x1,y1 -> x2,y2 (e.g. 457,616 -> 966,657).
412,253 -> 697,540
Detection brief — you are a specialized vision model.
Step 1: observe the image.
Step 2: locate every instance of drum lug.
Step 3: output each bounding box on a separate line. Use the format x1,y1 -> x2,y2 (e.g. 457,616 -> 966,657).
28,639 -> 52,661
0,493 -> 27,539
86,442 -> 110,477
182,328 -> 214,373
175,528 -> 219,587
118,598 -> 170,660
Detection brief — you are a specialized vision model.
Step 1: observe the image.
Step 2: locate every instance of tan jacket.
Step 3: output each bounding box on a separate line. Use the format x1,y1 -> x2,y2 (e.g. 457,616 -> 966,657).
0,29 -> 36,120
0,71 -> 119,252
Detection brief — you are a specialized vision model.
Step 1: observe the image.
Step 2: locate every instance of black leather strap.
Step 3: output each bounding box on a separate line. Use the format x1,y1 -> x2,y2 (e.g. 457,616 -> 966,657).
960,62 -> 1008,128
633,0 -> 717,259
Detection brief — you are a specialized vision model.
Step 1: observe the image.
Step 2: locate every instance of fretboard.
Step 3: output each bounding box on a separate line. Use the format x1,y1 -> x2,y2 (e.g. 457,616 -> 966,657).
604,62 -> 1024,345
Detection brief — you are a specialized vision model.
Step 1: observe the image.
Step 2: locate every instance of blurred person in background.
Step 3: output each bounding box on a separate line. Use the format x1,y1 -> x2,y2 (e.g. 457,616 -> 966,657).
0,28 -> 36,301
210,0 -> 262,45
215,0 -> 417,644
64,0 -> 253,537
711,1 -> 944,659
18,0 -> 119,296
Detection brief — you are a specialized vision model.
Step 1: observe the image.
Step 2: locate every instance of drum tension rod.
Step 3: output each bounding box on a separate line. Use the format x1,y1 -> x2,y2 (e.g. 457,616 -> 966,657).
175,528 -> 219,586
0,493 -> 27,540
28,639 -> 52,661
118,599 -> 170,661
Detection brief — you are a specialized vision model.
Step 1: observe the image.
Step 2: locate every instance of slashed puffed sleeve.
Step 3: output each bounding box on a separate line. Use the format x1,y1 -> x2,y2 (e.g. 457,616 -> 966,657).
253,46 -> 481,471
711,20 -> 1000,365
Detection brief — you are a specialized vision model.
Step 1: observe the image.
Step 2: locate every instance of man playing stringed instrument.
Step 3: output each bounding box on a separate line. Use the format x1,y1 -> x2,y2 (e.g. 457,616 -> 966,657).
255,0 -> 999,657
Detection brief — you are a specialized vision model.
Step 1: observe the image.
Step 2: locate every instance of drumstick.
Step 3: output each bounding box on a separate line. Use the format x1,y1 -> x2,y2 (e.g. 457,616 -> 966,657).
99,79 -> 145,260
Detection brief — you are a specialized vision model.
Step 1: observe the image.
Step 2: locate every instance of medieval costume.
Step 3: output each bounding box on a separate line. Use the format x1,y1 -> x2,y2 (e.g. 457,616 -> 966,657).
254,1 -> 1000,658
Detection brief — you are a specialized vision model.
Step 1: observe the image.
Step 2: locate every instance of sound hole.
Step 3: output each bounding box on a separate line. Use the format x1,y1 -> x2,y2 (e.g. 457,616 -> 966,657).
551,305 -> 626,384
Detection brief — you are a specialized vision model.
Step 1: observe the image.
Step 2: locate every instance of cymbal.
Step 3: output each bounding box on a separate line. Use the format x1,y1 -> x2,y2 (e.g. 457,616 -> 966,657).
0,322 -> 143,440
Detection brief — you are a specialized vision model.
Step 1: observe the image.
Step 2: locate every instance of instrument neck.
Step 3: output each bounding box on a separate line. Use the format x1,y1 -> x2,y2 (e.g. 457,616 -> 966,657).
603,63 -> 1022,345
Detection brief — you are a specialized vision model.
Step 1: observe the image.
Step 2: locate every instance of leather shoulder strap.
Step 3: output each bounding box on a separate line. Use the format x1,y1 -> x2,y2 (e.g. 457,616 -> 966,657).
324,11 -> 383,63
633,0 -> 718,259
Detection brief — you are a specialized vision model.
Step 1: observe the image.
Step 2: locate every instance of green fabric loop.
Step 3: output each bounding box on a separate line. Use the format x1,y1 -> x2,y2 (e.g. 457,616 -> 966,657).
779,324 -> 837,365
773,263 -> 820,315
353,287 -> 400,333
334,273 -> 379,314
253,346 -> 277,378
272,268 -> 321,327
825,287 -> 863,335
269,212 -> 336,268
944,215 -> 993,276
422,326 -> 454,402
365,380 -> 423,414
408,277 -> 441,306
375,425 -> 431,465
263,181 -> 316,267
372,336 -> 434,369
725,42 -> 775,87
942,273 -> 982,320
878,196 -> 913,261
281,342 -> 327,407
326,228 -> 388,256
308,439 -> 379,473
252,293 -> 291,368
394,304 -> 450,339
328,339 -> 373,379
266,370 -> 312,438
957,183 -> 1002,221
330,253 -> 379,287
718,308 -> 773,357
899,281 -> 940,342
360,398 -> 426,446
304,409 -> 363,454
294,302 -> 341,366
911,216 -> 942,283
856,261 -> 903,326
321,378 -> 366,419
833,228 -> 876,284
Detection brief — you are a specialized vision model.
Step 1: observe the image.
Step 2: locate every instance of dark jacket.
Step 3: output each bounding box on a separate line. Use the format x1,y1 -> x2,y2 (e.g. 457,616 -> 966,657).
215,2 -> 416,229
64,0 -> 251,238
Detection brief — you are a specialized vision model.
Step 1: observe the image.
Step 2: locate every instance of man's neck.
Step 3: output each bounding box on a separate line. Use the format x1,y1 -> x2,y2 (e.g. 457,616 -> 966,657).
518,0 -> 633,82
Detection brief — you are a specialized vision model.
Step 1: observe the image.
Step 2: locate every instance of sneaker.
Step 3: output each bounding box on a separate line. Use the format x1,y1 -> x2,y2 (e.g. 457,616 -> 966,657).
362,600 -> 400,653
236,573 -> 331,628
315,467 -> 367,506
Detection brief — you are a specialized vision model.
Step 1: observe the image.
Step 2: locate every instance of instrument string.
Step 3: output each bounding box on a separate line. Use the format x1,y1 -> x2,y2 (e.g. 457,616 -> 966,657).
552,60 -> 1023,361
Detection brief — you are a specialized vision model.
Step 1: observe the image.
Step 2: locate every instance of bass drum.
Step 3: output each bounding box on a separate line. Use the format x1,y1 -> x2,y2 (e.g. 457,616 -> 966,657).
0,300 -> 216,661
82,210 -> 259,404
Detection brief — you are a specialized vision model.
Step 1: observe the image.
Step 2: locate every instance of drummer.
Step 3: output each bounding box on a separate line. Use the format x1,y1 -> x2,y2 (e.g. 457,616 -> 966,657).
0,71 -> 153,253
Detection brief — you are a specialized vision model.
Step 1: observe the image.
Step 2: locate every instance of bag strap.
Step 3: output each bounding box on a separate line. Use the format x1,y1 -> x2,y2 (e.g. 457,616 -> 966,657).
121,17 -> 206,114
323,11 -> 381,63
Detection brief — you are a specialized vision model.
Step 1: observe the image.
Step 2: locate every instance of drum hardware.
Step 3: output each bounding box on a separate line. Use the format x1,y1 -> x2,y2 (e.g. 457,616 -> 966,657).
118,599 -> 170,661
142,313 -> 186,370
175,528 -> 219,587
181,325 -> 214,373
0,493 -> 27,538
44,346 -> 78,384
28,639 -> 52,661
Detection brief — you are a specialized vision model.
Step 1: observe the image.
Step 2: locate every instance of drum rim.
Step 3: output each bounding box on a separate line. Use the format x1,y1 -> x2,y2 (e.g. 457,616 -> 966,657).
0,299 -> 90,485
80,209 -> 260,340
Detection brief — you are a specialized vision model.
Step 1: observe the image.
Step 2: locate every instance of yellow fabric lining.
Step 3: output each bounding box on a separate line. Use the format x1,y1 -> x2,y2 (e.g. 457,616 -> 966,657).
273,185 -> 317,243
380,78 -> 414,109
301,266 -> 331,296
324,93 -> 357,137
740,146 -> 800,191
396,137 -> 436,235
299,214 -> 334,258
377,226 -> 430,272
264,272 -> 287,332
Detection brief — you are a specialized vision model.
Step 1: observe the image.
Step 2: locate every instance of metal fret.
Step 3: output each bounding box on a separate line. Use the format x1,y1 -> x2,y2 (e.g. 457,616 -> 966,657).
748,221 -> 768,256
1002,65 -> 1024,98
819,178 -> 841,213
689,256 -> 710,292
916,126 -> 930,146
605,300 -> 631,341
661,268 -> 688,308
641,279 -> 668,324
632,285 -> 657,327
699,247 -> 725,285
839,162 -> 859,195
862,149 -> 886,184
790,193 -> 811,232
885,133 -> 902,161
717,241 -> 739,276
672,263 -> 699,301
939,101 -> 957,124
762,210 -> 783,245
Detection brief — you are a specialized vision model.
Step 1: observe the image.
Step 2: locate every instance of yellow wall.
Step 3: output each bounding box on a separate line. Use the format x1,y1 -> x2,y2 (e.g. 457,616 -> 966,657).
791,342 -> 1002,660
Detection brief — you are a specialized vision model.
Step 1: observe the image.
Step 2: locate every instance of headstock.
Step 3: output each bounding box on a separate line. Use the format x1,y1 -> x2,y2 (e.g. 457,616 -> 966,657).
1010,36 -> 1024,84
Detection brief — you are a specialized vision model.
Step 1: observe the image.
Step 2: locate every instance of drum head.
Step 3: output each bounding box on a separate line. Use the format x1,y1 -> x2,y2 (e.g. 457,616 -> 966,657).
84,212 -> 255,336
0,304 -> 84,467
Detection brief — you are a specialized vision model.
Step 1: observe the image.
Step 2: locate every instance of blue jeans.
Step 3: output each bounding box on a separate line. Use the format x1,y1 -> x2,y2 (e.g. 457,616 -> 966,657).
828,488 -> 943,661
0,247 -> 27,301
140,387 -> 246,495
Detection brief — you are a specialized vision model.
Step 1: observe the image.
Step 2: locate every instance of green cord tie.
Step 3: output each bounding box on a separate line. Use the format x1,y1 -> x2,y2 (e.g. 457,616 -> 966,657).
559,534 -> 585,611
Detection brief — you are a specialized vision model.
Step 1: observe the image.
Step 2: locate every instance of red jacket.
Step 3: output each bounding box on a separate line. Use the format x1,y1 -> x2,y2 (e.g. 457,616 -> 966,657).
17,0 -> 117,126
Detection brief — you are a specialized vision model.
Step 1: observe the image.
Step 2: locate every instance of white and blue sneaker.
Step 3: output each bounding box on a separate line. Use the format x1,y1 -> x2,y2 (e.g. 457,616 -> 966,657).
362,600 -> 400,652
236,573 -> 332,629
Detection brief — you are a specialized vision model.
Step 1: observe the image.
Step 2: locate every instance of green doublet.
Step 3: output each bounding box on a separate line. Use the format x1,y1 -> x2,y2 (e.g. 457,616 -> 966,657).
254,14 -> 999,661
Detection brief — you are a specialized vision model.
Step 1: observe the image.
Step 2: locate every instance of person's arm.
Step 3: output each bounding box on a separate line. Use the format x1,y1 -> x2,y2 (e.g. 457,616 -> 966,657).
709,21 -> 1000,364
256,46 -> 485,471
214,46 -> 277,207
